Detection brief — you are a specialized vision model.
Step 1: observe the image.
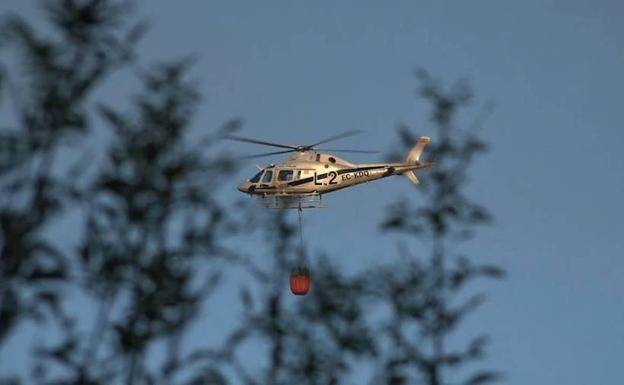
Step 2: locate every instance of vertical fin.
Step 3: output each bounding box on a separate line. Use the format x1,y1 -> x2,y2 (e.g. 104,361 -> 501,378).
404,136 -> 431,185
405,136 -> 431,164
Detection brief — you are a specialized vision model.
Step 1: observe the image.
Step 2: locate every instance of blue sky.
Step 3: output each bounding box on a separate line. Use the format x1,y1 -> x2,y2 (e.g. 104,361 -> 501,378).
2,1 -> 623,384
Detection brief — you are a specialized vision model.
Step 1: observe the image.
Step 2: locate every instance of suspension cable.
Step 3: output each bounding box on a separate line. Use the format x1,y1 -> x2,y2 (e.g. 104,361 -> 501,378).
298,203 -> 304,261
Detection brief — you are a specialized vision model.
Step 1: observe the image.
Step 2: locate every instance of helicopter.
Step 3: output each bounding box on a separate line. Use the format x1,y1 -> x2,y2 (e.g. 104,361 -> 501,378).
228,130 -> 434,209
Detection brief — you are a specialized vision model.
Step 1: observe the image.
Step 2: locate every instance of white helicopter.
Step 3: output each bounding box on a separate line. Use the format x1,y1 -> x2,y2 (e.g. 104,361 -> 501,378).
228,130 -> 433,209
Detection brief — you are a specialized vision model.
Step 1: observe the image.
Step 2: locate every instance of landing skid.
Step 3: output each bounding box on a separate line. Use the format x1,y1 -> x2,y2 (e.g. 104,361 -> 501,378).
255,193 -> 326,209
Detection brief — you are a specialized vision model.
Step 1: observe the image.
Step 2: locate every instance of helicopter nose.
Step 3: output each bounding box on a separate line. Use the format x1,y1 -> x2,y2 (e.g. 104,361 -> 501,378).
237,182 -> 248,193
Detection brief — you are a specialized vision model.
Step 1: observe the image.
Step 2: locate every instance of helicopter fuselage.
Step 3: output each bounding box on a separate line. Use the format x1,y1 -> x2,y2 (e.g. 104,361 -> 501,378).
237,150 -> 431,197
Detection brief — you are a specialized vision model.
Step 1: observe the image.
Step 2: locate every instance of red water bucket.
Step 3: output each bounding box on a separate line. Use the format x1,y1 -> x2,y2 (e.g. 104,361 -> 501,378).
290,267 -> 311,295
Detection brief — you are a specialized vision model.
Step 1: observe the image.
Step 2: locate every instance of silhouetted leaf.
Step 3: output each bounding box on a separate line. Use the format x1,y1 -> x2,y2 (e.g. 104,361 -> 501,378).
463,370 -> 503,385
186,367 -> 227,385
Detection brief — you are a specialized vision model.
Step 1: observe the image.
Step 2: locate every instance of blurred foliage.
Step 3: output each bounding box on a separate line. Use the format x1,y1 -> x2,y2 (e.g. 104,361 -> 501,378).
1,1 -> 237,384
195,212 -> 377,385
0,0 -> 143,345
1,2 -> 503,385
375,69 -> 503,385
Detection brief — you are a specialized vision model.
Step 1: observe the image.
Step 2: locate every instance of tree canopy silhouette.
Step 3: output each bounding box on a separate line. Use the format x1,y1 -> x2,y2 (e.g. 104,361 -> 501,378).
0,2 -> 504,385
376,69 -> 503,385
1,2 -> 239,384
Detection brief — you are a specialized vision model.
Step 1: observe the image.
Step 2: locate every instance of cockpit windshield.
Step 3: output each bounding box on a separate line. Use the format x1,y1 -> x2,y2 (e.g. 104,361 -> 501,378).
262,170 -> 273,183
249,170 -> 263,183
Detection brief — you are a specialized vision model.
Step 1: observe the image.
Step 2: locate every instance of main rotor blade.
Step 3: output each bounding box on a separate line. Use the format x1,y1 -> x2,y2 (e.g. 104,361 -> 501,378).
240,149 -> 296,159
308,130 -> 364,148
315,148 -> 379,154
224,135 -> 298,150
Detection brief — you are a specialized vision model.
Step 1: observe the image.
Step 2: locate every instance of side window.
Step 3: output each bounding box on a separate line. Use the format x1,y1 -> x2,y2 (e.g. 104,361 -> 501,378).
249,170 -> 263,183
262,170 -> 273,183
278,170 -> 294,181
296,170 -> 301,180
316,154 -> 321,162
